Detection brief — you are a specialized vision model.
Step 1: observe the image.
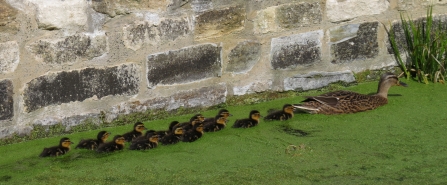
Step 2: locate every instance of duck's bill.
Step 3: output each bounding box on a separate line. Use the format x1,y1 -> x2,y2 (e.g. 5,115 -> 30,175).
399,81 -> 408,87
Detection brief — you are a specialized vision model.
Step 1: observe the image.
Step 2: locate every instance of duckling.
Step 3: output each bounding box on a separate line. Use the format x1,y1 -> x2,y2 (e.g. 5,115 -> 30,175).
174,114 -> 205,131
232,110 -> 262,128
293,72 -> 408,114
75,131 -> 111,150
204,109 -> 233,123
160,127 -> 183,145
152,121 -> 180,138
182,123 -> 204,142
203,114 -> 227,132
129,135 -> 159,150
96,135 -> 126,153
264,104 -> 295,121
39,137 -> 74,157
122,122 -> 147,142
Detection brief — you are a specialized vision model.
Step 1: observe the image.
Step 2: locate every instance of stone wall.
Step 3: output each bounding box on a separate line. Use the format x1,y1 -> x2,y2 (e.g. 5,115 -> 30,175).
0,0 -> 445,138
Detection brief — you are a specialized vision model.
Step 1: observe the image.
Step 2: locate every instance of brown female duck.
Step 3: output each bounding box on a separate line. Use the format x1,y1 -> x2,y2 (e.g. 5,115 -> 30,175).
293,72 -> 407,114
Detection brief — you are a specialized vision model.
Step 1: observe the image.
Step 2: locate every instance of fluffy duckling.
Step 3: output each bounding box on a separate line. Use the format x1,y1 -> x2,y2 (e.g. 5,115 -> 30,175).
174,114 -> 205,131
232,110 -> 262,128
264,104 -> 295,121
203,114 -> 227,132
96,135 -> 126,153
153,121 -> 180,138
204,109 -> 233,123
182,123 -> 204,142
160,127 -> 183,145
75,131 -> 111,150
129,135 -> 159,150
122,122 -> 147,142
39,137 -> 74,157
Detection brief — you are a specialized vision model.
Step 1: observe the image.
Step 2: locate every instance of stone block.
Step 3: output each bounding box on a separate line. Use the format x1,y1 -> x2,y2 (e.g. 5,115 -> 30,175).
27,33 -> 107,64
194,6 -> 245,39
147,44 -> 221,88
326,0 -> 389,23
23,63 -> 140,112
0,79 -> 13,120
270,30 -> 323,70
191,0 -> 213,12
92,0 -> 170,17
0,1 -> 18,31
225,40 -> 261,74
330,22 -> 379,64
123,15 -> 190,51
233,80 -> 273,95
253,6 -> 277,34
107,84 -> 227,121
0,41 -> 19,74
284,71 -> 356,91
28,0 -> 88,30
276,2 -> 322,29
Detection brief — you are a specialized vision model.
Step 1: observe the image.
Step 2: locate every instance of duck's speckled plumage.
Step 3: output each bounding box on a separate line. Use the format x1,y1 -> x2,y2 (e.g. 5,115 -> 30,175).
293,72 -> 407,115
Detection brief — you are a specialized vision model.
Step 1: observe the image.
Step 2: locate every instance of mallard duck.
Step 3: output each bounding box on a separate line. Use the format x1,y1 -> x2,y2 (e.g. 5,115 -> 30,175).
39,137 -> 74,157
75,131 -> 111,150
129,135 -> 159,150
182,123 -> 204,142
203,114 -> 227,132
122,122 -> 147,142
160,127 -> 184,145
96,135 -> 126,153
204,109 -> 233,123
293,72 -> 408,114
264,104 -> 295,121
174,114 -> 205,131
232,110 -> 262,128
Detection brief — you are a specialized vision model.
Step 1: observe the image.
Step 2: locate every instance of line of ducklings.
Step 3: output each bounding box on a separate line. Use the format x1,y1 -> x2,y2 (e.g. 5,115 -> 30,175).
39,72 -> 409,157
39,105 -> 296,157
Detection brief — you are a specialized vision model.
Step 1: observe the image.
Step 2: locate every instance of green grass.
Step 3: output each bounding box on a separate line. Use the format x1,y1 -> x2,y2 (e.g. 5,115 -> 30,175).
1,79 -> 447,184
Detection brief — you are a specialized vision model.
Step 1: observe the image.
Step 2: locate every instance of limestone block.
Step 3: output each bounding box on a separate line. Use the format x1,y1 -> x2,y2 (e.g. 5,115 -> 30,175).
284,71 -> 356,91
330,22 -> 379,64
194,6 -> 245,39
23,63 -> 140,112
326,0 -> 389,22
225,40 -> 261,74
233,80 -> 273,96
92,0 -> 170,17
0,0 -> 18,31
147,43 -> 221,88
27,33 -> 107,64
270,30 -> 323,70
29,0 -> 88,30
276,2 -> 322,29
0,79 -> 13,120
191,0 -> 213,12
107,84 -> 227,121
123,15 -> 190,51
253,6 -> 277,34
254,2 -> 322,34
0,41 -> 19,74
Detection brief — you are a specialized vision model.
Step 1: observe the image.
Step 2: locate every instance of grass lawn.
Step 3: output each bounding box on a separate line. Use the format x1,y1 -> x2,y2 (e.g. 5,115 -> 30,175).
1,79 -> 447,184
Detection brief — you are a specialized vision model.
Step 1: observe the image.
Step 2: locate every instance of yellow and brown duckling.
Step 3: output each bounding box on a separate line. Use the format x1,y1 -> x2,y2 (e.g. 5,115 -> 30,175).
264,104 -> 295,121
160,127 -> 184,145
174,114 -> 205,131
129,134 -> 159,150
122,122 -> 147,142
182,123 -> 204,142
203,114 -> 227,132
232,110 -> 262,128
153,121 -> 180,138
204,109 -> 233,123
39,137 -> 74,157
96,135 -> 126,153
75,131 -> 111,150
293,72 -> 408,114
